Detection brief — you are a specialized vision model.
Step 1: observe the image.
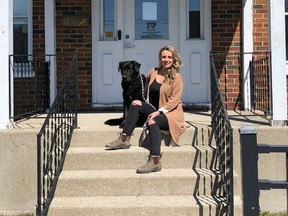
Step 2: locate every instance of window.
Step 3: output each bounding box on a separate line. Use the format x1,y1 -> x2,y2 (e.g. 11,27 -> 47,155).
13,0 -> 32,59
135,0 -> 169,40
13,0 -> 33,77
188,0 -> 201,39
101,0 -> 116,41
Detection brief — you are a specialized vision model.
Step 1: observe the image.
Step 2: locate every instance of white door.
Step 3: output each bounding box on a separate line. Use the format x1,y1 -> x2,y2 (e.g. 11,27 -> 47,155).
92,0 -> 210,104
92,0 -> 124,103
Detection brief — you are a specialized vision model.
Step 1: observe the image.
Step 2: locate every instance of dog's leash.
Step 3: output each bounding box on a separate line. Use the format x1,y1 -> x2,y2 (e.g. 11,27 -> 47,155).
139,74 -> 159,147
139,74 -> 155,109
138,119 -> 148,147
139,74 -> 146,102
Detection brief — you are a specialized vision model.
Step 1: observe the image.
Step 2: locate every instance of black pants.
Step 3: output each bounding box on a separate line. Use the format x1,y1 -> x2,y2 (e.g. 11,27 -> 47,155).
122,102 -> 169,156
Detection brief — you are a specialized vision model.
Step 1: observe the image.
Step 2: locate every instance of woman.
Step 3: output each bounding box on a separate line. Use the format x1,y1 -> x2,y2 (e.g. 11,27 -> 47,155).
105,45 -> 186,174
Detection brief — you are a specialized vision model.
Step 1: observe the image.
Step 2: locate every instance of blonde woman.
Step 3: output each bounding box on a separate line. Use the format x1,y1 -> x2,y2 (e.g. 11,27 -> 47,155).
105,45 -> 186,174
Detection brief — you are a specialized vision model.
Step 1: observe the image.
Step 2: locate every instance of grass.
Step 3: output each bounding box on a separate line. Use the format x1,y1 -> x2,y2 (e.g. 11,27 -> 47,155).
260,211 -> 288,216
0,214 -> 33,216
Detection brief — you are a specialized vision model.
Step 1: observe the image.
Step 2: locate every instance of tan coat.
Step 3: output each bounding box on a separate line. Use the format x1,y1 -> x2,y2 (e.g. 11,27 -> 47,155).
146,68 -> 186,144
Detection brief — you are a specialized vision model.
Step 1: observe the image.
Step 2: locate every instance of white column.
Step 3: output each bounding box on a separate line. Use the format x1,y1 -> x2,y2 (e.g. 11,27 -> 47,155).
242,0 -> 253,110
268,0 -> 288,126
0,0 -> 13,129
45,0 -> 56,105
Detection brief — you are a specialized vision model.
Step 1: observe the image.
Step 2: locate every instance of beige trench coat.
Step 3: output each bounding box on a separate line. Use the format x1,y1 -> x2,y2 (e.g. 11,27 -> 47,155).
146,68 -> 186,144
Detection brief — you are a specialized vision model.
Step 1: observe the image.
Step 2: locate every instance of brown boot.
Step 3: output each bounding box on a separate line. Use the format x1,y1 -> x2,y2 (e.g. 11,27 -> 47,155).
105,133 -> 131,150
136,154 -> 161,174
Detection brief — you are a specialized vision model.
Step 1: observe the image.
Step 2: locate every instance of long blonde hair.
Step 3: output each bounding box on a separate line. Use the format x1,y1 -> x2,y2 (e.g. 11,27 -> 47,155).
158,45 -> 183,83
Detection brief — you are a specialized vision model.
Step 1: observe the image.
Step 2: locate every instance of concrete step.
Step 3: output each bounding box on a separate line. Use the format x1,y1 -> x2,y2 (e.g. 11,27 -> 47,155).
55,167 -> 240,198
55,168 -> 217,197
49,117 -> 242,215
48,195 -> 242,216
71,125 -> 215,147
63,145 -> 216,170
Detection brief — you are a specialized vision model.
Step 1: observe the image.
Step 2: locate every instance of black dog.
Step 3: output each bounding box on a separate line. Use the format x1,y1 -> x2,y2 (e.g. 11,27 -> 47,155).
105,60 -> 147,127
119,60 -> 147,127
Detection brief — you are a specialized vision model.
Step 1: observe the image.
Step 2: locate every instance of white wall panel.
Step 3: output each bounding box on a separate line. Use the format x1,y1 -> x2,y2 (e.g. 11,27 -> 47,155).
190,53 -> 201,84
102,54 -> 113,85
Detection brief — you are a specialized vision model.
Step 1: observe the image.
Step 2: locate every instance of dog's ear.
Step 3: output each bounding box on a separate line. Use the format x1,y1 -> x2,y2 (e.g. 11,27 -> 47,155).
118,61 -> 124,72
133,61 -> 141,73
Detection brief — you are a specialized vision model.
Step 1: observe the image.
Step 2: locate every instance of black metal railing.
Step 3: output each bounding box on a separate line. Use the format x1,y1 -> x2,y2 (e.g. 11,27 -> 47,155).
9,54 -> 51,120
36,53 -> 78,216
208,51 -> 271,117
250,53 -> 271,116
210,54 -> 234,216
9,54 -> 77,121
239,126 -> 288,216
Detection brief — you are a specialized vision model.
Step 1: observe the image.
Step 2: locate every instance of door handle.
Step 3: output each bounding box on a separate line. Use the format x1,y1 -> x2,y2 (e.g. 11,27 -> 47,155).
117,30 -> 122,40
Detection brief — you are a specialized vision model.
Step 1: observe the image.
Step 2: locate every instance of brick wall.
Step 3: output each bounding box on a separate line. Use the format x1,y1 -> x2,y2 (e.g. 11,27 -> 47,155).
13,60 -> 50,119
211,0 -> 272,111
56,0 -> 92,111
32,0 -> 92,112
253,0 -> 269,52
211,0 -> 243,110
33,0 -> 45,54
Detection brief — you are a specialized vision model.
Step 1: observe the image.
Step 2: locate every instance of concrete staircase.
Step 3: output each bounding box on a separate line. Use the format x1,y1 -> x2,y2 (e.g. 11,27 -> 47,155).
48,121 -> 242,215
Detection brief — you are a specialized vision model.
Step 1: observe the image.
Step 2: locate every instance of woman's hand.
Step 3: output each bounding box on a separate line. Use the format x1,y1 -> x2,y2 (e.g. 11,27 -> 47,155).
148,111 -> 161,120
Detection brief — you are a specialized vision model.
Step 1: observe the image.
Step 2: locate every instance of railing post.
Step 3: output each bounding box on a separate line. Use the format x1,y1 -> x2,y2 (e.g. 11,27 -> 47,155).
239,126 -> 260,216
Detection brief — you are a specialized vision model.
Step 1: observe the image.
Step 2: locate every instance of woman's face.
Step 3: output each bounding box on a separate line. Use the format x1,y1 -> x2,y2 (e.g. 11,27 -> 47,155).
160,50 -> 173,69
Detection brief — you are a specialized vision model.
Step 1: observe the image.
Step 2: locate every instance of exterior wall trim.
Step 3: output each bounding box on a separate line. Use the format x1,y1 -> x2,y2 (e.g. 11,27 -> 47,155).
0,0 -> 13,129
45,0 -> 57,105
242,0 -> 253,110
269,0 -> 288,124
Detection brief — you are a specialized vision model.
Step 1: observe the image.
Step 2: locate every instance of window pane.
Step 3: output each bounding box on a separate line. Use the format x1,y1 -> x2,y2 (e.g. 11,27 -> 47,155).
189,0 -> 201,38
14,18 -> 28,60
135,0 -> 169,40
286,0 -> 288,12
13,0 -> 28,16
103,0 -> 115,40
